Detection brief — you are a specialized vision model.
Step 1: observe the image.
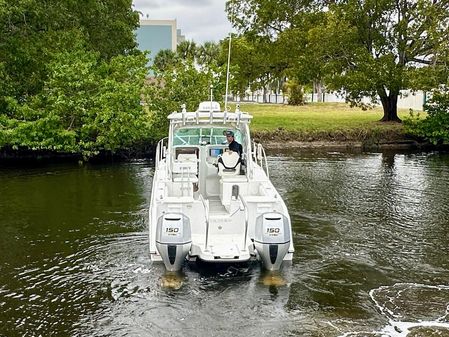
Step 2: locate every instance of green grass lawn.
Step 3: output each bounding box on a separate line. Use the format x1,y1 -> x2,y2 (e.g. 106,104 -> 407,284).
234,102 -> 411,131
230,102 -> 417,142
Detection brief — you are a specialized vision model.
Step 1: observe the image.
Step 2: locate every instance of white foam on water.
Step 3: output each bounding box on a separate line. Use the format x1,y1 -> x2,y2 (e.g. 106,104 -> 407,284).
379,319 -> 449,337
132,266 -> 152,274
337,283 -> 449,337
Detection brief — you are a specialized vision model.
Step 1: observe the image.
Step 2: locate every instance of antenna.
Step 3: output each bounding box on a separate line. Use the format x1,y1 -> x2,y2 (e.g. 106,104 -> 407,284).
210,85 -> 213,110
181,104 -> 186,125
210,84 -> 213,124
224,29 -> 232,112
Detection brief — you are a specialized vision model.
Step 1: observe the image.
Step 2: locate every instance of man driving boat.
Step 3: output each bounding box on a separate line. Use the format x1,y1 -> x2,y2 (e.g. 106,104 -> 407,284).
224,130 -> 243,156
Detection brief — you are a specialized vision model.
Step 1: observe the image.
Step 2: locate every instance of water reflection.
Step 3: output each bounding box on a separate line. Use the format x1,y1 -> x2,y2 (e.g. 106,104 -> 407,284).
1,151 -> 449,336
269,150 -> 449,335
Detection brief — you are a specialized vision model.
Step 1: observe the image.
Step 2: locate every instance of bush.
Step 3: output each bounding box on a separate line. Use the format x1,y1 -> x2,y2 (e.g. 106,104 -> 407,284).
404,90 -> 449,144
0,50 -> 150,158
283,80 -> 305,105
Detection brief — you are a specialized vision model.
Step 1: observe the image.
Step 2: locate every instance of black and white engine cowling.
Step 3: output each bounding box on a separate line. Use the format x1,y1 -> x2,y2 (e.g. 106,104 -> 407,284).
156,213 -> 192,272
254,212 -> 291,271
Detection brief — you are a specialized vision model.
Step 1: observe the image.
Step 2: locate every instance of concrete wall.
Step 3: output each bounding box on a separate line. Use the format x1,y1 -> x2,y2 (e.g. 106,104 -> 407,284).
136,20 -> 177,64
235,90 -> 426,111
397,91 -> 426,111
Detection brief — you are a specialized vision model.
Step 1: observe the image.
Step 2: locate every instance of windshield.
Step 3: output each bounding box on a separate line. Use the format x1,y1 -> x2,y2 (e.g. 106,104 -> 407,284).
173,127 -> 243,146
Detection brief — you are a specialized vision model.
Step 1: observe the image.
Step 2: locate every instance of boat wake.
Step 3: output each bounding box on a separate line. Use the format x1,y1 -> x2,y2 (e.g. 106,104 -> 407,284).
339,283 -> 449,336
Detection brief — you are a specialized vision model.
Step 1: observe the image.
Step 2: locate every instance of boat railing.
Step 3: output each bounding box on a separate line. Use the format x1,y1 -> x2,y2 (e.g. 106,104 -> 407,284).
199,194 -> 210,252
252,142 -> 270,178
171,111 -> 251,127
155,137 -> 168,168
238,195 -> 249,252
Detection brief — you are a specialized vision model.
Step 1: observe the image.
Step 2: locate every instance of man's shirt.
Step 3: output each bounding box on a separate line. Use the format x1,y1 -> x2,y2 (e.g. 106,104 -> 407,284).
228,140 -> 243,156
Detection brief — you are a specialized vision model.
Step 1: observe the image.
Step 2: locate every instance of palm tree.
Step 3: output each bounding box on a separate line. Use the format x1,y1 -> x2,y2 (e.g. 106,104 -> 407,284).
153,49 -> 178,72
197,41 -> 221,67
177,40 -> 197,61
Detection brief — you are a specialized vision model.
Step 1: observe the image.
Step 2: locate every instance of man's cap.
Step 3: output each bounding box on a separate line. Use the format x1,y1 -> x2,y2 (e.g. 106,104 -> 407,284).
224,130 -> 234,137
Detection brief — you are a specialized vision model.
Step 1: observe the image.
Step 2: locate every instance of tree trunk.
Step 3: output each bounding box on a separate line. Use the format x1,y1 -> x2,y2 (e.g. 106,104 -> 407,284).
379,93 -> 401,122
315,81 -> 323,102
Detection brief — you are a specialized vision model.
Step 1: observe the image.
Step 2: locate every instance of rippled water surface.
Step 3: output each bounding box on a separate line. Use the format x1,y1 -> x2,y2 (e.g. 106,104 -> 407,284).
1,151 -> 449,337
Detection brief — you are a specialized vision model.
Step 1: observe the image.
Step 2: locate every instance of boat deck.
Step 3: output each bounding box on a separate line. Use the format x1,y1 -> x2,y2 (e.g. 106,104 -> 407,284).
207,196 -> 228,215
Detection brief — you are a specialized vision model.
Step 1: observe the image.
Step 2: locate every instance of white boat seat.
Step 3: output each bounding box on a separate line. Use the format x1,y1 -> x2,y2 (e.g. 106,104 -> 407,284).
173,173 -> 198,183
172,162 -> 197,174
177,153 -> 197,162
218,151 -> 241,176
173,153 -> 198,175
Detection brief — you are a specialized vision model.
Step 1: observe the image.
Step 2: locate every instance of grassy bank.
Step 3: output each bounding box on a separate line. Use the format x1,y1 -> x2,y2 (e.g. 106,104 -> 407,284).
233,102 -> 417,146
0,102 -> 425,162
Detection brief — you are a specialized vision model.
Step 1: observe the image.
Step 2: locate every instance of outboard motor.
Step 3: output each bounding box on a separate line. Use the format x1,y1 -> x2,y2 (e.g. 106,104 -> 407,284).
156,213 -> 192,272
254,212 -> 291,271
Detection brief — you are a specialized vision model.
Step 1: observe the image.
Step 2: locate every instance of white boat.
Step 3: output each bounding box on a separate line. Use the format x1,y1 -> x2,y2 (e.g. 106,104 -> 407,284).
149,101 -> 294,272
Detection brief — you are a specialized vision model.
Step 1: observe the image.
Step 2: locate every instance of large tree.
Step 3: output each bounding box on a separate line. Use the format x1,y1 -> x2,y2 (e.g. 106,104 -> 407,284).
145,61 -> 225,140
0,46 -> 149,158
226,0 -> 449,121
219,33 -> 289,102
0,0 -> 147,157
177,40 -> 198,61
197,41 -> 222,68
0,0 -> 139,110
153,49 -> 179,73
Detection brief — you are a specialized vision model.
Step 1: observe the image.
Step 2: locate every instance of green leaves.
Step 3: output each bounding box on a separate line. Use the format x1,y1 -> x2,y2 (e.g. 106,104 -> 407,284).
144,61 -> 220,140
153,49 -> 178,73
0,49 -> 149,157
147,39 -> 237,140
283,80 -> 305,105
0,0 -> 139,102
405,90 -> 449,144
226,0 -> 449,120
0,0 -> 147,158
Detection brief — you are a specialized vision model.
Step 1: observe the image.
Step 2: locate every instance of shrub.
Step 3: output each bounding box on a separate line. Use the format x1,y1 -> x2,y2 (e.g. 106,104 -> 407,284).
404,90 -> 449,144
283,80 -> 305,105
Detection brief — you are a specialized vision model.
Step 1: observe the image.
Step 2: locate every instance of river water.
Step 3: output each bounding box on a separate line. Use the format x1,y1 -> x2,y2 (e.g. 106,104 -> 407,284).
0,150 -> 448,337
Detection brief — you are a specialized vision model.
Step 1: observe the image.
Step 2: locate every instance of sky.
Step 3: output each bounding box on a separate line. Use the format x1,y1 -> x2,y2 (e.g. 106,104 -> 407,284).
132,0 -> 233,43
